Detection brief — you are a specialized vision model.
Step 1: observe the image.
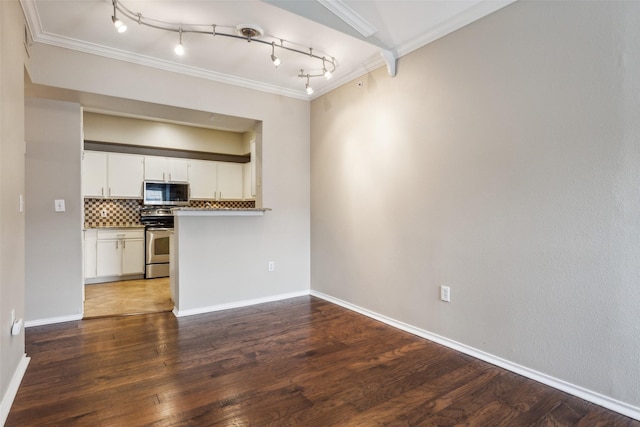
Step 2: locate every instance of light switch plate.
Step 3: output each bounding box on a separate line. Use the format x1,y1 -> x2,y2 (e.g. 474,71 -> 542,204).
54,199 -> 66,212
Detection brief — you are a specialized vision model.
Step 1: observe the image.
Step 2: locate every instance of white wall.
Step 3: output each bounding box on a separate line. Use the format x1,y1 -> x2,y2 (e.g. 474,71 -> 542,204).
25,42 -> 310,319
0,0 -> 28,422
311,0 -> 640,415
25,98 -> 84,323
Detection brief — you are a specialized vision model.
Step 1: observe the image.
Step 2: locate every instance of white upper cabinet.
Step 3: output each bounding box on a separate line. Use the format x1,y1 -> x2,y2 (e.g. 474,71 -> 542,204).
144,156 -> 189,182
83,151 -> 246,201
189,159 -> 218,200
169,158 -> 190,182
217,162 -> 244,200
243,162 -> 253,200
143,156 -> 166,181
83,151 -> 108,197
108,153 -> 144,198
190,160 -> 244,201
82,151 -> 143,198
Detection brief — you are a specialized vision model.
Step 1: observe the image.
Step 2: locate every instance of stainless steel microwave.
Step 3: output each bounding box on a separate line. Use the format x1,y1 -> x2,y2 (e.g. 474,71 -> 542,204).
143,181 -> 190,206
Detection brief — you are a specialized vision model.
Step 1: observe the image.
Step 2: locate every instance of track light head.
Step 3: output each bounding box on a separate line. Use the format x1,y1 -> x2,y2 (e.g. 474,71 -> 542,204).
305,75 -> 314,95
323,69 -> 332,80
111,1 -> 127,33
175,28 -> 185,55
270,42 -> 281,68
112,16 -> 127,33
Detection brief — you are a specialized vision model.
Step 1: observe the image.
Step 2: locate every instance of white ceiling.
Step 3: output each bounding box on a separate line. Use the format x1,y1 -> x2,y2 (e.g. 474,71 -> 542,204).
22,0 -> 514,101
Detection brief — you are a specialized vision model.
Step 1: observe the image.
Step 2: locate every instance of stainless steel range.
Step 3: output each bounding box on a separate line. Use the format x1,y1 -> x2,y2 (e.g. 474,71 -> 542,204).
140,207 -> 174,279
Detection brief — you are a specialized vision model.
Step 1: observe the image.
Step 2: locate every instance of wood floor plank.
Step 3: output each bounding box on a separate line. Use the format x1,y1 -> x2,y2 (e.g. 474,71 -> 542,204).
7,296 -> 639,426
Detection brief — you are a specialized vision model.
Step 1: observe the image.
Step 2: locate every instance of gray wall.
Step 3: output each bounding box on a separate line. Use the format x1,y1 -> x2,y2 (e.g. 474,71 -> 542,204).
25,98 -> 83,322
174,214 -> 306,314
311,1 -> 640,409
0,0 -> 27,419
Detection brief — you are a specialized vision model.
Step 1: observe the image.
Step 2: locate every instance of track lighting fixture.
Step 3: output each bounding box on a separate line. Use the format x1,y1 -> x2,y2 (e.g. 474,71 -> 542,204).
174,28 -> 185,56
110,0 -> 338,95
304,74 -> 314,95
270,42 -> 281,68
111,1 -> 127,33
322,57 -> 333,79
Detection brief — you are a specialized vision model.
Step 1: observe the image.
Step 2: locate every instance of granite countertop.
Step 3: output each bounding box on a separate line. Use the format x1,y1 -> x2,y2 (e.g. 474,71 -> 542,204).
84,224 -> 145,230
172,207 -> 271,217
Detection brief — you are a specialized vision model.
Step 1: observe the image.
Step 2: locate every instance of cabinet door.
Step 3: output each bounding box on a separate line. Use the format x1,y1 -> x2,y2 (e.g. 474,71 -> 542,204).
84,229 -> 98,279
108,153 -> 144,198
217,162 -> 244,200
168,158 -> 189,182
242,163 -> 253,200
189,160 -> 218,199
82,151 -> 107,197
96,239 -> 122,277
122,238 -> 145,275
144,156 -> 168,181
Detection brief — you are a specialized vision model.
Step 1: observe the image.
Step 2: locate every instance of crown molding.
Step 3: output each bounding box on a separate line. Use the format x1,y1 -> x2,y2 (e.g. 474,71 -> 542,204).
316,0 -> 378,38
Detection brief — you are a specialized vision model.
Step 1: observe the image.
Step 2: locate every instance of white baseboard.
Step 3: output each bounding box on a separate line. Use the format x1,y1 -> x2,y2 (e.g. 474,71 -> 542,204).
25,314 -> 83,327
173,290 -> 310,317
0,354 -> 30,426
310,290 -> 640,421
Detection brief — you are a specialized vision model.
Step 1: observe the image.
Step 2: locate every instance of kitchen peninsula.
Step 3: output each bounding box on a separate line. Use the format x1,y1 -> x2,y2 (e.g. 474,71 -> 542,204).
170,207 -> 284,317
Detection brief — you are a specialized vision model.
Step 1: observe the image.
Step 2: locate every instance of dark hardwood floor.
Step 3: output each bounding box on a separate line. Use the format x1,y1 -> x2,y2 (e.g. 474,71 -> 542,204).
7,296 -> 639,426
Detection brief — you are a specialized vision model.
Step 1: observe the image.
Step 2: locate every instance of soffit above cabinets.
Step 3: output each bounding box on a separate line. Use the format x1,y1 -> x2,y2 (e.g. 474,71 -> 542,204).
22,0 -> 515,100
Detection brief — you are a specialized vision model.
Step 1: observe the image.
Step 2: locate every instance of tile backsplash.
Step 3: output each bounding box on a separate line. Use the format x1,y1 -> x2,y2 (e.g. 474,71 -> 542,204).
84,198 -> 256,227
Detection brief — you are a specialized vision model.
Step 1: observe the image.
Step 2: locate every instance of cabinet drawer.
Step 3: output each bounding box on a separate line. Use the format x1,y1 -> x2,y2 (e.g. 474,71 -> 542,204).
97,229 -> 144,240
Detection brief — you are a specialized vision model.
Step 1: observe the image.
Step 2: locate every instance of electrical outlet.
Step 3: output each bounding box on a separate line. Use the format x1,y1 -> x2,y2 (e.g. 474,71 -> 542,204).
440,286 -> 451,302
268,261 -> 275,272
101,209 -> 108,218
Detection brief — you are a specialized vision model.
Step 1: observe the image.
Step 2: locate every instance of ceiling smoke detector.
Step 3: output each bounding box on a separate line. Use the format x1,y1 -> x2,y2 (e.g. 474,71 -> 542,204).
236,24 -> 263,40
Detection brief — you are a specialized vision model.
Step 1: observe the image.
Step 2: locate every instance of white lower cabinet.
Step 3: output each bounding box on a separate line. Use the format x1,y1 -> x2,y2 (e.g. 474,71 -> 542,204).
84,229 -> 98,279
96,238 -> 122,277
122,238 -> 145,275
85,228 -> 145,282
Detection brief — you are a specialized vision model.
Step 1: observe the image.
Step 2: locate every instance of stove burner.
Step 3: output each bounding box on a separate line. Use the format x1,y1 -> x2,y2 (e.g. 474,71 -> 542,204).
140,206 -> 174,228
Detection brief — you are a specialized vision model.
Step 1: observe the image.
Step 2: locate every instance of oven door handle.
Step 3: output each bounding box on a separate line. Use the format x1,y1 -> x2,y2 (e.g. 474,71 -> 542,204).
146,228 -> 173,231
